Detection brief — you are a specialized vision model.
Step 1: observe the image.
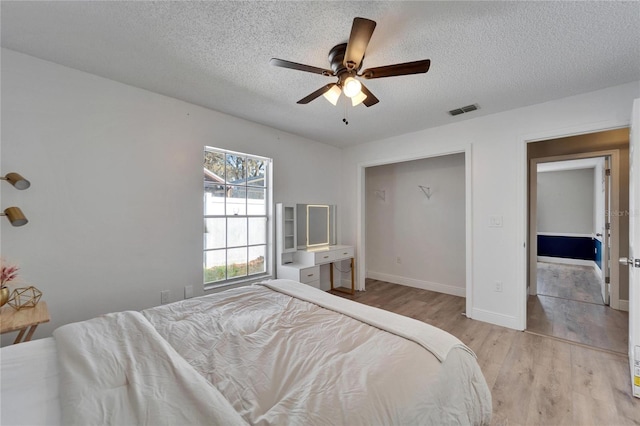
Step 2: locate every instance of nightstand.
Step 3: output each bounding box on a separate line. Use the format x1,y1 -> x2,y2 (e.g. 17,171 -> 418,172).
0,302 -> 50,344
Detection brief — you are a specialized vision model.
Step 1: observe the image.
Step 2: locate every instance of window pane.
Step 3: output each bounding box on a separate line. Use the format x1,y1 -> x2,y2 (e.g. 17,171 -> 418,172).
248,246 -> 266,275
225,154 -> 246,183
226,186 -> 246,216
246,188 -> 266,215
227,247 -> 247,278
227,217 -> 247,247
204,250 -> 226,283
247,158 -> 266,188
204,218 -> 225,250
204,151 -> 226,181
248,217 -> 266,245
204,184 -> 225,215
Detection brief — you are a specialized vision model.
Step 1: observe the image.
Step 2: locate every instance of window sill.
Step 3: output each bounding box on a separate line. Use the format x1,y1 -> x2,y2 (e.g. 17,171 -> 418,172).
204,274 -> 273,294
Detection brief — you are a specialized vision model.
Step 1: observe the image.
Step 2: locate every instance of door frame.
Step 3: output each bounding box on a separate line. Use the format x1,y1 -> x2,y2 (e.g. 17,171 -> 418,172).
528,150 -> 621,309
517,120 -> 630,330
627,98 -> 639,398
603,156 -> 611,305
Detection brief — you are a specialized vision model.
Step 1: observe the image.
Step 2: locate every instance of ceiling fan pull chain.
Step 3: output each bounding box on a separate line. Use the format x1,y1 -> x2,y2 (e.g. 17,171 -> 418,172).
342,96 -> 349,125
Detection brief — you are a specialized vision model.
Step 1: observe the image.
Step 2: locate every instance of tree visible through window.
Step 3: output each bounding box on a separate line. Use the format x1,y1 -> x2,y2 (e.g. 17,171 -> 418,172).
204,147 -> 271,287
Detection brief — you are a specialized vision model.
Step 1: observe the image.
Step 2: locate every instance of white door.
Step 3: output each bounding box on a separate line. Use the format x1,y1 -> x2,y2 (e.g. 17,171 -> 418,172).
624,98 -> 640,398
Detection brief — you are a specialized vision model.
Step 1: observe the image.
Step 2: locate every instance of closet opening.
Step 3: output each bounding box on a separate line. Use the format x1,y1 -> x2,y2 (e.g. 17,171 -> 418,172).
356,146 -> 473,318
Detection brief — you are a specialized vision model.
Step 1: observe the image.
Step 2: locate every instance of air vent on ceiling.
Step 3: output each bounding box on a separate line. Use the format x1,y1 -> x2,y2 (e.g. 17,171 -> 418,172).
448,103 -> 479,116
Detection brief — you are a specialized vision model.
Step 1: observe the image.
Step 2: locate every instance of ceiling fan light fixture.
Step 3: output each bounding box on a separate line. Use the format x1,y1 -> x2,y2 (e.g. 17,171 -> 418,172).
342,77 -> 362,98
351,91 -> 368,107
322,85 -> 342,105
271,17 -> 430,109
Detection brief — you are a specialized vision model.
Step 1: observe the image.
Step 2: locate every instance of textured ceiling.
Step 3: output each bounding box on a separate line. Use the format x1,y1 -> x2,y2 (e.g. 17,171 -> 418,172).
1,1 -> 639,148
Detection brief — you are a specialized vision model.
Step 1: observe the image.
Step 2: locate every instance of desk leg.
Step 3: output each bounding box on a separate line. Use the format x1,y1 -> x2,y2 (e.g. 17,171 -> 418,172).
13,328 -> 27,344
13,325 -> 38,344
331,258 -> 355,296
350,257 -> 355,295
330,262 -> 334,291
24,325 -> 38,342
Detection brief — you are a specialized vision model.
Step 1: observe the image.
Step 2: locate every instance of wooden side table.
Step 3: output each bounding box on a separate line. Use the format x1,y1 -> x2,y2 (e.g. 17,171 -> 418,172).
0,302 -> 50,344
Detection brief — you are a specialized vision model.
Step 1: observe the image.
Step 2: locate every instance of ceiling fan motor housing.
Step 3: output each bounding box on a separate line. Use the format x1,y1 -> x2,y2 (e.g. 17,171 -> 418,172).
329,43 -> 361,83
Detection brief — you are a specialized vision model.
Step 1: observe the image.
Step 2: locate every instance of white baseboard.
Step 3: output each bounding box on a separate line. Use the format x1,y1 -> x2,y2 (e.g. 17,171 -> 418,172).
593,263 -> 603,278
471,308 -> 522,330
366,271 -> 465,297
537,256 -> 595,268
618,299 -> 629,312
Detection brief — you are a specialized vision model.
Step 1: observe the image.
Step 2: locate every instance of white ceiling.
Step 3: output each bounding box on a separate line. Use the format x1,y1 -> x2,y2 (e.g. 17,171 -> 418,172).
2,1 -> 639,148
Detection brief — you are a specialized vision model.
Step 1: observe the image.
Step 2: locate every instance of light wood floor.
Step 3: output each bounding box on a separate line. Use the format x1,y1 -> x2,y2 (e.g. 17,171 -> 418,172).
528,262 -> 629,354
330,279 -> 639,426
537,262 -> 604,305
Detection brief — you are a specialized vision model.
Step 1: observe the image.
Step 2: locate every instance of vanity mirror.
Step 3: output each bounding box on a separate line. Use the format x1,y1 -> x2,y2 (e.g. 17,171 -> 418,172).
296,204 -> 336,248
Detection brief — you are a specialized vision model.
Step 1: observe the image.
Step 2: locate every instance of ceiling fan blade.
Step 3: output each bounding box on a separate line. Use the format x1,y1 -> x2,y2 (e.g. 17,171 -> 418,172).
296,83 -> 337,104
360,83 -> 379,107
343,17 -> 376,71
360,59 -> 431,79
270,58 -> 334,76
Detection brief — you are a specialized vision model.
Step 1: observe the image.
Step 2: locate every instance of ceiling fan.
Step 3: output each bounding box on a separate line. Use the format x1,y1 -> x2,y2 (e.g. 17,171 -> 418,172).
270,17 -> 431,108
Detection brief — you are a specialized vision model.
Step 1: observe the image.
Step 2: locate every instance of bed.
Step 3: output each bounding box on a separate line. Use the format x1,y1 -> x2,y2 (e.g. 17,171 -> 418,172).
1,279 -> 492,425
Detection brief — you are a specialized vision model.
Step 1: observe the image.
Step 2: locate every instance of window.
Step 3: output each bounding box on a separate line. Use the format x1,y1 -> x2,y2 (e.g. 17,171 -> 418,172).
204,147 -> 272,288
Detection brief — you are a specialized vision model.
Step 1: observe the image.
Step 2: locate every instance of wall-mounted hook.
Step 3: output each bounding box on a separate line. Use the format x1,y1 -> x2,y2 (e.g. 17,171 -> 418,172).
418,185 -> 432,199
373,189 -> 386,201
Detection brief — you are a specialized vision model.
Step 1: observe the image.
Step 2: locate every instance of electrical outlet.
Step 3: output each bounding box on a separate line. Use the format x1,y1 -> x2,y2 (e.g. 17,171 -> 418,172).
184,285 -> 193,299
495,281 -> 503,292
396,256 -> 402,264
161,290 -> 170,304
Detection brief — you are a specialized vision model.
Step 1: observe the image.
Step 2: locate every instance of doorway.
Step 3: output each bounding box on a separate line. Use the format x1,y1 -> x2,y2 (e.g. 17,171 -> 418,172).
535,157 -> 610,303
526,129 -> 630,353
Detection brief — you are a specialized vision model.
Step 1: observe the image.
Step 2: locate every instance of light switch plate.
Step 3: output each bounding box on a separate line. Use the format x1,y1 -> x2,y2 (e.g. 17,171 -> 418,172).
489,215 -> 503,228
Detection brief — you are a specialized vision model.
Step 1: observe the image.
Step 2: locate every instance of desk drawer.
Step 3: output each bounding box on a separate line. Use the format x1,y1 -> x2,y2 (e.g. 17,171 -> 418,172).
332,246 -> 354,261
299,266 -> 320,284
314,251 -> 334,264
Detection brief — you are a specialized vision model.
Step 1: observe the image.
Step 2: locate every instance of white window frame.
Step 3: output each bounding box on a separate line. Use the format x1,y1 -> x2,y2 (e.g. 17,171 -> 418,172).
204,146 -> 273,290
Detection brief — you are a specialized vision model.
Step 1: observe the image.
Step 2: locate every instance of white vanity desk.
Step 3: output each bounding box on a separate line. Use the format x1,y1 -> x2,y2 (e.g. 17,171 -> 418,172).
277,245 -> 355,294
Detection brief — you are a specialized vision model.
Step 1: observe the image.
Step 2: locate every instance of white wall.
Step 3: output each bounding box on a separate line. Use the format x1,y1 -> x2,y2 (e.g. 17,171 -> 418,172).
365,153 -> 465,296
0,49 -> 343,344
341,80 -> 640,330
537,168 -> 594,234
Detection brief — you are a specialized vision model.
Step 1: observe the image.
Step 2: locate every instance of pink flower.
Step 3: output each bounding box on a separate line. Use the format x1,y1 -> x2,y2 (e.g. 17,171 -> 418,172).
0,260 -> 19,286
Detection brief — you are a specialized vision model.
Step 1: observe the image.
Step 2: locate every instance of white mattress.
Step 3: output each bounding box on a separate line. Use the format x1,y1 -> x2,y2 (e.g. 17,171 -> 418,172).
0,337 -> 61,426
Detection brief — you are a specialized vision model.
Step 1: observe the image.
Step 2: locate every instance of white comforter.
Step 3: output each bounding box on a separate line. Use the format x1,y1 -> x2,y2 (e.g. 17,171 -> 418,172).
54,311 -> 247,426
143,280 -> 492,425
53,279 -> 491,425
